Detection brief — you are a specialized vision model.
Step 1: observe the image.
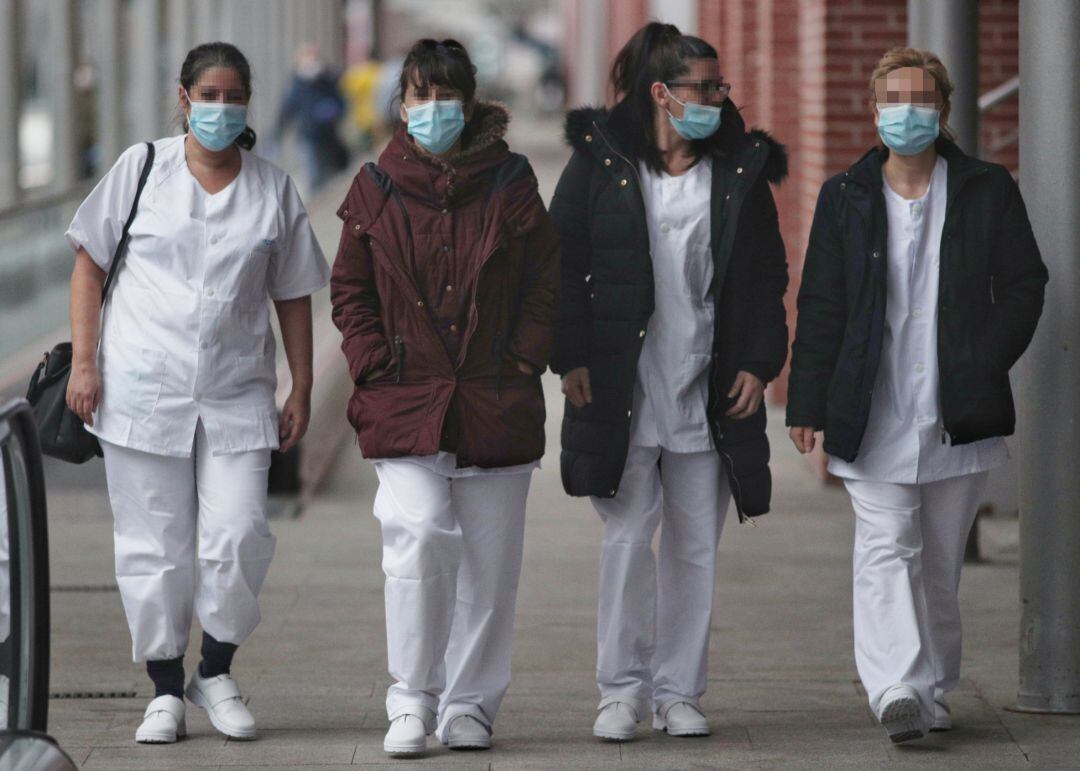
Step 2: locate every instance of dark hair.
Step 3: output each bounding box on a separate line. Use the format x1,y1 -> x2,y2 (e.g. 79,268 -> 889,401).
179,42 -> 257,150
397,38 -> 477,106
608,22 -> 726,172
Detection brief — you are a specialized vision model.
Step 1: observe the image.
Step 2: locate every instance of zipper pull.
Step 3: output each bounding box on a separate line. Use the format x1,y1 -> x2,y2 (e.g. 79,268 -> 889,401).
393,336 -> 405,384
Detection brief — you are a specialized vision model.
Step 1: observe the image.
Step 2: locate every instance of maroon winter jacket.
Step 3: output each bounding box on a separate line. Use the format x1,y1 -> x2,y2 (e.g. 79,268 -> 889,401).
330,101 -> 559,468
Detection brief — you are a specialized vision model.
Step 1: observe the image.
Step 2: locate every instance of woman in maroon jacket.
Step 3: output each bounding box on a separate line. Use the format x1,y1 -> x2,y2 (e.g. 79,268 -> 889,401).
330,39 -> 558,757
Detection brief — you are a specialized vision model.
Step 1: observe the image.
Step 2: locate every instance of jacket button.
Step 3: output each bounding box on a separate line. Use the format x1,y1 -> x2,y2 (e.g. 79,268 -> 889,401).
840,182 -> 846,190
627,409 -> 632,418
639,330 -> 645,338
354,224 -> 361,230
450,324 -> 458,332
725,194 -> 731,200
609,488 -> 616,495
585,134 -> 593,142
620,179 -> 628,186
872,250 -> 880,259
604,158 -> 612,166
342,209 -> 348,216
442,208 -> 449,214
417,300 -> 425,307
754,141 -> 761,147
736,166 -> 743,174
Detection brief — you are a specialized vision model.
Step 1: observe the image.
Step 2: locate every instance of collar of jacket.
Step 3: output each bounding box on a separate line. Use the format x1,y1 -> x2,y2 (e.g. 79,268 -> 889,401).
378,100 -> 512,208
842,138 -> 990,216
562,103 -> 789,185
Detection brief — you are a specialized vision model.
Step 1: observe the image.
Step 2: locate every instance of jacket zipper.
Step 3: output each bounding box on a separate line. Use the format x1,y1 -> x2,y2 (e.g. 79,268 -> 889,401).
393,336 -> 405,383
717,447 -> 752,525
453,238 -> 505,370
591,121 -> 642,184
493,329 -> 506,401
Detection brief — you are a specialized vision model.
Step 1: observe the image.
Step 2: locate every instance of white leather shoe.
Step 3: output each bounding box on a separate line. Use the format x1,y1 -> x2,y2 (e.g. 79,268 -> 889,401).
593,701 -> 639,742
879,684 -> 925,743
136,695 -> 186,744
384,709 -> 434,756
185,671 -> 256,740
930,698 -> 952,732
444,714 -> 491,750
653,701 -> 710,737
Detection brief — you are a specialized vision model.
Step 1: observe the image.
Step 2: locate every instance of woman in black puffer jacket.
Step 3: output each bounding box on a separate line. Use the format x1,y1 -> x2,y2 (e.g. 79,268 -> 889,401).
549,22 -> 788,743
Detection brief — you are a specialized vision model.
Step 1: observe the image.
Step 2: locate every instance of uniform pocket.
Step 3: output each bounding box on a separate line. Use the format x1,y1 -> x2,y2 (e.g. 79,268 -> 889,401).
105,344 -> 166,420
676,352 -> 712,423
684,241 -> 715,306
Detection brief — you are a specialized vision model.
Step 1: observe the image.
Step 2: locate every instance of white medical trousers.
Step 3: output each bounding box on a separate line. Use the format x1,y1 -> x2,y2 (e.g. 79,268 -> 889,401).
101,420 -> 276,662
591,446 -> 731,718
844,472 -> 988,720
372,459 -> 531,741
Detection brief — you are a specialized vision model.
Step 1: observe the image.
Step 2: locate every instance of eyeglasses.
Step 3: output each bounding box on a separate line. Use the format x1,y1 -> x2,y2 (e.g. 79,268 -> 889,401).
665,80 -> 731,101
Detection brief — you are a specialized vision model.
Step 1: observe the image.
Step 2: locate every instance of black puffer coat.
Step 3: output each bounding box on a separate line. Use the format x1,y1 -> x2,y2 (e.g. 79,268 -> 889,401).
786,139 -> 1047,461
549,103 -> 789,518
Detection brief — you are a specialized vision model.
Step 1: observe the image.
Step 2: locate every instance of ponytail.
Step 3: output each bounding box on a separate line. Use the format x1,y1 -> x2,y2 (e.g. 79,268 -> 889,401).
607,22 -> 723,173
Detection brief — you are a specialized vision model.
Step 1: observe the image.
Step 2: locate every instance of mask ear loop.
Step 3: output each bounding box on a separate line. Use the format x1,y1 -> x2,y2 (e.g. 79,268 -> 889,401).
662,83 -> 687,121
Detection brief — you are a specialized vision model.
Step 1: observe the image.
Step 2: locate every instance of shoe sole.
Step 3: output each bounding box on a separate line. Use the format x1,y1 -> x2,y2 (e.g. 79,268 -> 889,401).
185,688 -> 256,741
136,719 -> 186,744
880,695 -> 924,743
384,744 -> 426,756
448,741 -> 491,750
594,729 -> 636,742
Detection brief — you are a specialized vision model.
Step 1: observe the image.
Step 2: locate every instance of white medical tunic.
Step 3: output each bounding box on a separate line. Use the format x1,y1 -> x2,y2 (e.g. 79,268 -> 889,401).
66,136 -> 330,458
629,157 -> 715,453
827,156 -> 1009,483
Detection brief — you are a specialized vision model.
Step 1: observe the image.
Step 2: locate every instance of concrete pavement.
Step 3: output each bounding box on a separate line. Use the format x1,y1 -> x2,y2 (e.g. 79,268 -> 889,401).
39,115 -> 1080,769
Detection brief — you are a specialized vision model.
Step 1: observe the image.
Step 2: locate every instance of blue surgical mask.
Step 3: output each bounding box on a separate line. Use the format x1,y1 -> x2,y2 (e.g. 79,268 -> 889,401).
406,100 -> 466,155
186,93 -> 248,152
876,103 -> 940,156
665,85 -> 722,140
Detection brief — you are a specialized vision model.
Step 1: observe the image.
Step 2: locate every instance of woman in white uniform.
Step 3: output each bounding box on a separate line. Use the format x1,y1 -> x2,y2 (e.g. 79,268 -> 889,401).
65,42 -> 329,744
551,23 -> 789,742
788,48 -> 1047,743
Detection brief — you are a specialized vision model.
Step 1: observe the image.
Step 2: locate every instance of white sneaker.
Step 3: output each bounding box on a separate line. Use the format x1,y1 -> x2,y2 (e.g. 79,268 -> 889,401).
879,684 -> 925,743
653,700 -> 710,737
185,671 -> 256,740
444,714 -> 492,750
384,709 -> 434,756
931,698 -> 952,732
136,695 -> 186,744
593,700 -> 639,742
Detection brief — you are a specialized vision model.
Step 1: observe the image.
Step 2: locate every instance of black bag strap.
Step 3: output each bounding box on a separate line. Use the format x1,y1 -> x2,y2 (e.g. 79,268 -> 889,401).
100,141 -> 155,303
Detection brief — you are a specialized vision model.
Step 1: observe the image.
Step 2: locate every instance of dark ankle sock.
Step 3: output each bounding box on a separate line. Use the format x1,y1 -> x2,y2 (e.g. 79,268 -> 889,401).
198,631 -> 238,678
146,656 -> 184,699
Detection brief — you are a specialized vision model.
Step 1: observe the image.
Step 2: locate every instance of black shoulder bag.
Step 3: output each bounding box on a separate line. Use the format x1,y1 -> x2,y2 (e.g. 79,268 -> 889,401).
25,142 -> 156,463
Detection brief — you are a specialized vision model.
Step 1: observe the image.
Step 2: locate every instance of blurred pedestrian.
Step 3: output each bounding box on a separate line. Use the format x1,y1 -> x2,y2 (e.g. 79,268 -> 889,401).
330,38 -> 558,757
549,22 -> 789,742
787,47 -> 1047,743
64,41 -> 329,745
275,45 -> 350,194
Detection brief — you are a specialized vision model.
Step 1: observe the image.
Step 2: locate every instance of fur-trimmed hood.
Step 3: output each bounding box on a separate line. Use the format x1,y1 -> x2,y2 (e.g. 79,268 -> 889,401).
563,104 -> 788,184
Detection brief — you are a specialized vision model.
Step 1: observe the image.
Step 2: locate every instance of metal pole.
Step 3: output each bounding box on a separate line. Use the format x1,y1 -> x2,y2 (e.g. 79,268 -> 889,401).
578,0 -> 606,106
128,0 -> 163,142
1016,0 -> 1080,715
48,0 -> 78,191
0,0 -> 21,208
906,0 -> 978,156
96,0 -> 124,166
